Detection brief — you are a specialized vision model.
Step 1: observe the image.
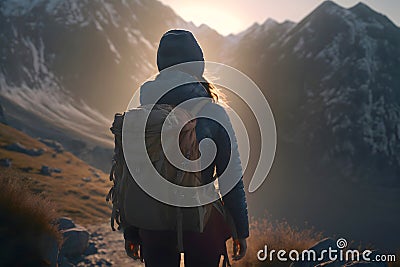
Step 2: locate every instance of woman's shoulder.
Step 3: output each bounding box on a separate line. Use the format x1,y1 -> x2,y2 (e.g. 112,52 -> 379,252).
140,78 -> 209,105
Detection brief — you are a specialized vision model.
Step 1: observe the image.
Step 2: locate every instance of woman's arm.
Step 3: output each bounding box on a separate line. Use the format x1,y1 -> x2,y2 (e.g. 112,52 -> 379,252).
214,105 -> 249,239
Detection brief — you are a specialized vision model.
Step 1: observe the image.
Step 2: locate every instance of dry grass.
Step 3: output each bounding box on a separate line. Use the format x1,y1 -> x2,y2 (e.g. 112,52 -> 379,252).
229,217 -> 323,267
0,169 -> 61,266
0,170 -> 60,241
0,123 -> 112,226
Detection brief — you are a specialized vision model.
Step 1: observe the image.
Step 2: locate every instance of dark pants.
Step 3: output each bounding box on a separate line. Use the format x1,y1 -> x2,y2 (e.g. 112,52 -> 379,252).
139,208 -> 230,267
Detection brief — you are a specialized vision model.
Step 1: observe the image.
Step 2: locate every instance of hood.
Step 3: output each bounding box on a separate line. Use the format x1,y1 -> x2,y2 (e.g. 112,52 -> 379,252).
139,70 -> 209,106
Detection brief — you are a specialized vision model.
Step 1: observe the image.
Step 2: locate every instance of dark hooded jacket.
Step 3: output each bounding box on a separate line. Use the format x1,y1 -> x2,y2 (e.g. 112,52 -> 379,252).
139,68 -> 249,239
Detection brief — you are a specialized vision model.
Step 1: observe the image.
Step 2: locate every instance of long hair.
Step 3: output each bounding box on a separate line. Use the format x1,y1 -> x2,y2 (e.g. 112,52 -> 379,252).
199,76 -> 220,103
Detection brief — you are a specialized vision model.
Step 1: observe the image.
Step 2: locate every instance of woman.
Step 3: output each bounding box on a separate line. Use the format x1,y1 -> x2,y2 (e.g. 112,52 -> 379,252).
124,29 -> 249,267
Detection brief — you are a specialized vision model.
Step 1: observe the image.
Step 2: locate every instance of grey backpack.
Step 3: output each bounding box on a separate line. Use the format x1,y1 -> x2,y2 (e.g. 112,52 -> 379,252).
107,102 -> 236,251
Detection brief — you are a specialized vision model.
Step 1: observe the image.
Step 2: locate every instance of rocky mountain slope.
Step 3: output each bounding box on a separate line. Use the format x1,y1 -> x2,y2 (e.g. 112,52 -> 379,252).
225,1 -> 400,184
0,122 -> 111,225
0,0 -> 225,171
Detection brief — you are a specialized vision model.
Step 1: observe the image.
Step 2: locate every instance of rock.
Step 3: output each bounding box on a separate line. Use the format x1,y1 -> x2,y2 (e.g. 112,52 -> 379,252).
82,177 -> 91,182
83,242 -> 98,256
40,166 -> 62,176
40,165 -> 52,176
0,158 -> 12,167
4,142 -> 44,156
95,258 -> 112,266
53,168 -> 62,173
61,228 -> 90,258
38,138 -> 64,153
56,217 -> 76,231
21,166 -> 33,172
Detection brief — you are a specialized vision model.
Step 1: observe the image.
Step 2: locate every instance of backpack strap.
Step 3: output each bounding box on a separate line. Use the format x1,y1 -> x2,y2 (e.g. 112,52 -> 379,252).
107,113 -> 125,231
176,207 -> 184,253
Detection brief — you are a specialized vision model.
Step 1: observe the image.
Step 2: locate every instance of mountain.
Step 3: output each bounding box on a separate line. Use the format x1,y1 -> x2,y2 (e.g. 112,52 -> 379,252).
0,0 -> 223,171
227,1 -> 400,184
0,0 -> 224,116
224,1 -> 400,249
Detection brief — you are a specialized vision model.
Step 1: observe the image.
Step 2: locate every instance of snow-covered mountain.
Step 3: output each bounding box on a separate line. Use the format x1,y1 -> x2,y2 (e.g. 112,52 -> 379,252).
226,1 -> 400,184
221,3 -> 400,248
0,0 -> 222,170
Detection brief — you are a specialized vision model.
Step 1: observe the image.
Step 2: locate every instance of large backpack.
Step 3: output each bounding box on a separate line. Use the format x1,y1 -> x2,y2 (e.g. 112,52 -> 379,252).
106,101 -> 235,251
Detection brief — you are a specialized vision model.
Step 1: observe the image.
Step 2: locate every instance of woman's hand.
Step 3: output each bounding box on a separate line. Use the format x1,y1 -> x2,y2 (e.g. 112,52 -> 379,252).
125,239 -> 143,262
232,238 -> 247,261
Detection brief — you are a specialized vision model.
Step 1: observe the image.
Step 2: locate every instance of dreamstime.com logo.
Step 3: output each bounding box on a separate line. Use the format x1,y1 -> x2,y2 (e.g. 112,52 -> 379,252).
257,238 -> 397,263
122,61 -> 277,207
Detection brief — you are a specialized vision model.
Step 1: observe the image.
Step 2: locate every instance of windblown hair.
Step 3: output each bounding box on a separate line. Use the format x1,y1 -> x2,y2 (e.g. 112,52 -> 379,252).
199,76 -> 221,103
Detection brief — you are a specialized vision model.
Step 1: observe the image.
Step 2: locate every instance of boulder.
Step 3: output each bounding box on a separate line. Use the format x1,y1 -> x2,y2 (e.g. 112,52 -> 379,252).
40,166 -> 52,176
61,228 -> 89,258
55,217 -> 76,231
4,142 -> 44,156
82,177 -> 91,182
38,138 -> 64,153
83,242 -> 98,256
0,158 -> 12,167
53,168 -> 62,173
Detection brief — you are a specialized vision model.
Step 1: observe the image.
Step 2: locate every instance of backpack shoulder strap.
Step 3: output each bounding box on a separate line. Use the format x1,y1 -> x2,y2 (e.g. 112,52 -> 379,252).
107,112 -> 126,231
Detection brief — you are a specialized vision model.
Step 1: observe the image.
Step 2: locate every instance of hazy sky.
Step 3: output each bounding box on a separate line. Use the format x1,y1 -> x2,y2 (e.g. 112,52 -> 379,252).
159,0 -> 400,35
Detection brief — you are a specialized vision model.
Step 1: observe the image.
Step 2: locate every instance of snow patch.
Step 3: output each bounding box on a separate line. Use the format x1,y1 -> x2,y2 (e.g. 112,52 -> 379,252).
106,38 -> 121,63
0,74 -> 111,145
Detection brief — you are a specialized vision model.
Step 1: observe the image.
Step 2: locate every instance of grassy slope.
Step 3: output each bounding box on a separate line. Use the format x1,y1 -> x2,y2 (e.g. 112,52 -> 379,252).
0,122 -> 111,226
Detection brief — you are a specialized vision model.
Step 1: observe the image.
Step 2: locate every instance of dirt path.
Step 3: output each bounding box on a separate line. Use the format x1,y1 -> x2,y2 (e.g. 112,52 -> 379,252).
79,222 -> 185,267
82,223 -> 144,267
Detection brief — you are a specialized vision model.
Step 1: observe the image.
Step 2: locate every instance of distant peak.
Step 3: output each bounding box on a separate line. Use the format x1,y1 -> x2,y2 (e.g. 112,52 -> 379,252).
352,2 -> 369,8
305,0 -> 347,19
282,19 -> 296,25
263,18 -> 278,26
198,23 -> 211,30
244,22 -> 261,32
318,0 -> 342,10
349,2 -> 375,14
